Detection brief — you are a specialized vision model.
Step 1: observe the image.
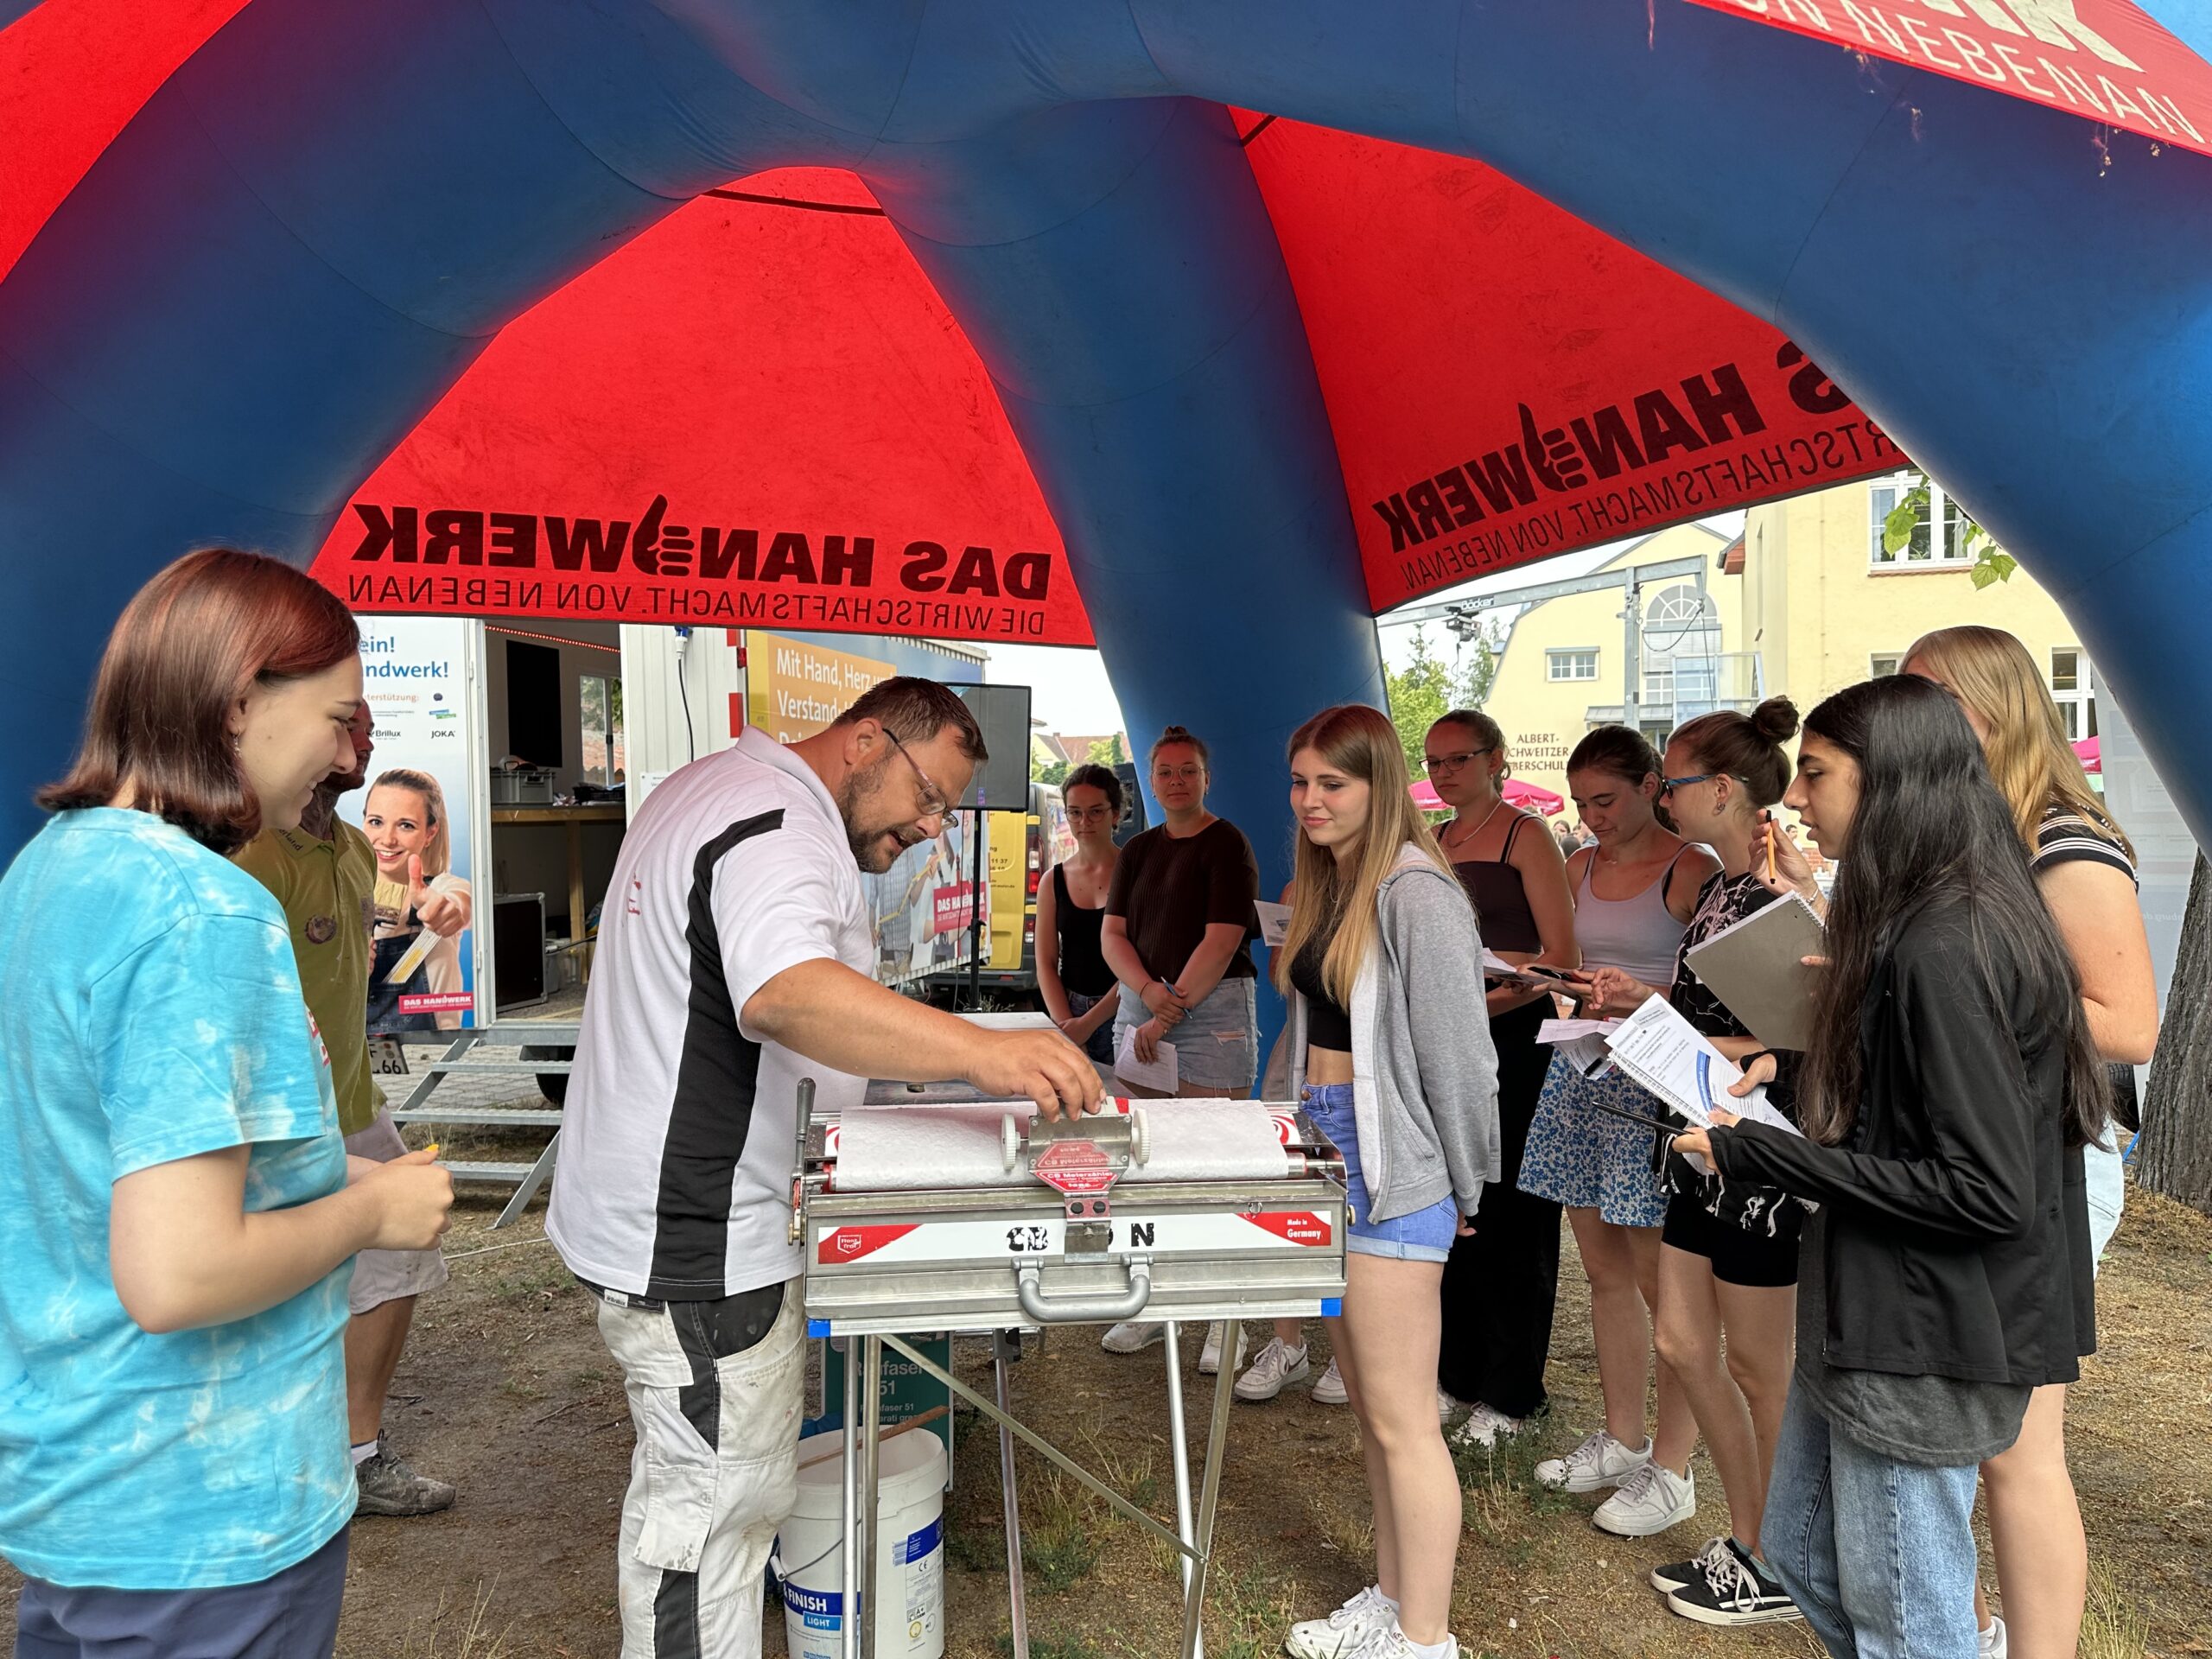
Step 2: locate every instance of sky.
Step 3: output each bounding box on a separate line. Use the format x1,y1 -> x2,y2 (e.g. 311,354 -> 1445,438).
988,512 -> 1745,737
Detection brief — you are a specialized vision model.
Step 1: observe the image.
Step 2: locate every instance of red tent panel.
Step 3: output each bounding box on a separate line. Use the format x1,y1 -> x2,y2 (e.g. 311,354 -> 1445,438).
1688,0 -> 2212,160
0,0 -> 251,282
1243,119 -> 1904,613
308,171 -> 1095,648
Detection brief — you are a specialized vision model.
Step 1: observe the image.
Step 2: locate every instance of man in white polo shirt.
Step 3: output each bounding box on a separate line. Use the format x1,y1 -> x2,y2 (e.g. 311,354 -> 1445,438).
549,676 -> 1099,1659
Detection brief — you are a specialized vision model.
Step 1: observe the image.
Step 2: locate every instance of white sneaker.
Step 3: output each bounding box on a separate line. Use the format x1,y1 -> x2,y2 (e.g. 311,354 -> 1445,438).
1344,1624 -> 1459,1659
1592,1459 -> 1696,1537
1312,1356 -> 1349,1405
1448,1402 -> 1525,1449
1535,1429 -> 1652,1493
1283,1585 -> 1394,1659
1101,1320 -> 1163,1354
1198,1320 -> 1248,1375
1234,1338 -> 1311,1402
1435,1385 -> 1460,1423
1980,1615 -> 2009,1659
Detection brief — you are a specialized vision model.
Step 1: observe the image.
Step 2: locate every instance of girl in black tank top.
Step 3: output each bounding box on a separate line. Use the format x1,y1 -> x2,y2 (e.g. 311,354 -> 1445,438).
1038,768 -> 1124,1065
1423,714 -> 1582,1438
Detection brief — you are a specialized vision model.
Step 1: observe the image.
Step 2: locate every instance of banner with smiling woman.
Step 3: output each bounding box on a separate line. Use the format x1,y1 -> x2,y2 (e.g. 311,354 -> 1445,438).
346,617 -> 492,1033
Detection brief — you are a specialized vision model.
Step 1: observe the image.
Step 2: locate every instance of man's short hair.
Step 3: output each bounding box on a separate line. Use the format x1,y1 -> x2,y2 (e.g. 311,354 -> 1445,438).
834,677 -> 988,765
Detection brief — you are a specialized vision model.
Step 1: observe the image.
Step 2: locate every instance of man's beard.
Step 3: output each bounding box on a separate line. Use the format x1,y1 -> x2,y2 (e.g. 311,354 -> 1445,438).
838,753 -> 916,874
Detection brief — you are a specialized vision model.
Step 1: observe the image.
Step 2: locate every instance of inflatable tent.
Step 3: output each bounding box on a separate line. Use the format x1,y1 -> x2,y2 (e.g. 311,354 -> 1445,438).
4,0 -> 2210,868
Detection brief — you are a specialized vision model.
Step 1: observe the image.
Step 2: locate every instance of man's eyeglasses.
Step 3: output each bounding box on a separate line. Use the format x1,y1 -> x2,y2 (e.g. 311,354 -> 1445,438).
883,728 -> 951,820
1423,746 -> 1496,774
1660,773 -> 1713,795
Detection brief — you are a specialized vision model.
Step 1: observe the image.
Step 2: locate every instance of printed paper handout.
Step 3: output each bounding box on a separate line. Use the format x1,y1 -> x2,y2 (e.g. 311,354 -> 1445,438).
1254,900 -> 1292,948
1602,995 -> 1800,1139
1114,1025 -> 1180,1094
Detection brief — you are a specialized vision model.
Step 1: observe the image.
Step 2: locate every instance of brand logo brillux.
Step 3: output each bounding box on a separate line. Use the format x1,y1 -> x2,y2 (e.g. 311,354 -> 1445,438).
348,493 -> 1054,599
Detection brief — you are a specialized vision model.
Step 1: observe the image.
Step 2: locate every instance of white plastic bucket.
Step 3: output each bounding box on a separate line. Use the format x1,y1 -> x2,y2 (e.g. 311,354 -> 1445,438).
779,1427 -> 947,1659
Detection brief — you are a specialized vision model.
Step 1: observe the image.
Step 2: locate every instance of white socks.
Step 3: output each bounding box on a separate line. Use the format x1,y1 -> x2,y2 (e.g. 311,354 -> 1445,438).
351,1439 -> 380,1467
1402,1634 -> 1454,1659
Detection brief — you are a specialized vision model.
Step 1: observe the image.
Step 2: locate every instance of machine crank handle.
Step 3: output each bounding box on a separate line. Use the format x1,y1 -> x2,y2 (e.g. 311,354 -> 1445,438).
1014,1257 -> 1153,1325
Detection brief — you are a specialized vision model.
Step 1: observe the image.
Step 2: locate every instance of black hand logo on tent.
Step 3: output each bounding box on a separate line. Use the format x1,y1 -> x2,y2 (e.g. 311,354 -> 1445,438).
1519,402 -> 1590,493
631,493 -> 698,575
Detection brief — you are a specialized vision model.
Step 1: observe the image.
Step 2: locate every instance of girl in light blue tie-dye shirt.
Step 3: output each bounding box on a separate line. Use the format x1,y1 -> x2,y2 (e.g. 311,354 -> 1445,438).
0,550 -> 454,1659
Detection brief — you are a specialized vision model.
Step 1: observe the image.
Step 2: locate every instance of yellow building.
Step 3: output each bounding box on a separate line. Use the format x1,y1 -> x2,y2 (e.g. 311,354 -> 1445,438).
1739,471 -> 2096,740
1478,520 -> 1748,803
1476,471 -> 2096,806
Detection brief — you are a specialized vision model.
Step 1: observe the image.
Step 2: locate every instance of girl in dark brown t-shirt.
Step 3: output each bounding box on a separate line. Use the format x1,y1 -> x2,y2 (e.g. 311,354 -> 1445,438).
1100,727 -> 1262,1101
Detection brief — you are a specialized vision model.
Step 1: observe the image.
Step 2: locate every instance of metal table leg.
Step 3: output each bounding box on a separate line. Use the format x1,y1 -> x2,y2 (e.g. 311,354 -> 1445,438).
860,1336 -> 884,1659
1161,1323 -> 1203,1659
842,1342 -> 861,1659
1179,1338 -> 1239,1659
994,1331 -> 1029,1659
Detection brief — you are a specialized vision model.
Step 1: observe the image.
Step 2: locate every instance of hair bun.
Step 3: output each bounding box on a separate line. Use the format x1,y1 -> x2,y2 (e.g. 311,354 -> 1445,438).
1160,725 -> 1191,741
1751,697 -> 1801,742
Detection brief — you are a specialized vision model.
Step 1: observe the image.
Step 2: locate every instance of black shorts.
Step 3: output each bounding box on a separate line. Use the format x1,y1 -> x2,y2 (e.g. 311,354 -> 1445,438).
1662,1190 -> 1802,1288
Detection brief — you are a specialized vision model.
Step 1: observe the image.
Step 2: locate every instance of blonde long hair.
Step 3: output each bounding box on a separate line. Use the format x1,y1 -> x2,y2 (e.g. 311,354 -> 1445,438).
1903,626 -> 2132,861
368,766 -> 453,878
1274,705 -> 1451,1007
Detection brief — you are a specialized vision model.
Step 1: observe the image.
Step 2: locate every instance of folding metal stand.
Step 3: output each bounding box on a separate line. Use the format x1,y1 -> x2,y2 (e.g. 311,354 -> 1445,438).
836,1323 -> 1236,1659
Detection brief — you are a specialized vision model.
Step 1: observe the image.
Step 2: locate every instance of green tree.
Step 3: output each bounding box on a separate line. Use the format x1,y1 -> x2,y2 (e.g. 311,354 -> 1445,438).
1882,473 -> 2017,588
1383,626 -> 1460,775
1036,758 -> 1070,787
1086,734 -> 1128,767
1382,625 -> 1503,776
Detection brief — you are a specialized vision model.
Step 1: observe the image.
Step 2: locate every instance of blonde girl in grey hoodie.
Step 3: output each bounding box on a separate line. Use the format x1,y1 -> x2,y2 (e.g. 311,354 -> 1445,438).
1275,704 -> 1501,1659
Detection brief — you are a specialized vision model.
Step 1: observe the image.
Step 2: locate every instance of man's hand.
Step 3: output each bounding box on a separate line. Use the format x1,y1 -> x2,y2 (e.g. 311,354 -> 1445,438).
407,854 -> 469,938
963,1029 -> 1103,1122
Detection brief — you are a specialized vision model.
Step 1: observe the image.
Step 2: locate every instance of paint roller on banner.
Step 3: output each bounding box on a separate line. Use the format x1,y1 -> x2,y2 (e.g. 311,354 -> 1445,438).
817,1099 -> 1314,1196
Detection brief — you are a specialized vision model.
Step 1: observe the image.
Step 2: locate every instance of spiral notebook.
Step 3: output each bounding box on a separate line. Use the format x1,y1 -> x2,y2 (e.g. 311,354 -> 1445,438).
1682,893 -> 1826,1052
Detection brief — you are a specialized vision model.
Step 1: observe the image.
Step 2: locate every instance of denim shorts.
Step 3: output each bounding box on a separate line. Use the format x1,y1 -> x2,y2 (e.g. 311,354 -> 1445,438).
1303,1083 -> 1459,1263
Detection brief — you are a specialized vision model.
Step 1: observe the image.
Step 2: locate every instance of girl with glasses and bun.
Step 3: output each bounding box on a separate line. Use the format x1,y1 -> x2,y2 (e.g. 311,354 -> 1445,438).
1514,728 -> 1715,1510
1036,762 -> 1126,1069
1580,697 -> 1808,1624
0,550 -> 454,1657
1096,725 -> 1263,1364
1275,704 -> 1499,1659
1678,674 -> 2105,1659
1420,711 -> 1582,1447
1901,626 -> 2154,1659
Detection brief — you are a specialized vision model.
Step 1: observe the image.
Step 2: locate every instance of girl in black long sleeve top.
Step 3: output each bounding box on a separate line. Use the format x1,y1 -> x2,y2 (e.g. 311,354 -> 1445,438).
1676,676 -> 2106,1659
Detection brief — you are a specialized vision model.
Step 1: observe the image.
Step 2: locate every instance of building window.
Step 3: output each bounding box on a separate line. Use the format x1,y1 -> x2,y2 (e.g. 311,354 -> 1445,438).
1869,472 -> 1973,568
580,673 -> 626,785
1548,648 -> 1599,682
2050,648 -> 2098,741
1869,653 -> 1901,677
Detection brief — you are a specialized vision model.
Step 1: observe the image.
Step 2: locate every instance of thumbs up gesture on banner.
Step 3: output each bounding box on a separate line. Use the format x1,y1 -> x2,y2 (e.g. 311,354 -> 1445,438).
407,854 -> 470,938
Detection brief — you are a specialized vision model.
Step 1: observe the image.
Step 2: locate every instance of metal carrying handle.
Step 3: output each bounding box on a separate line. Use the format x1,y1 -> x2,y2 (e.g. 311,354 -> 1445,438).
1014,1256 -> 1153,1324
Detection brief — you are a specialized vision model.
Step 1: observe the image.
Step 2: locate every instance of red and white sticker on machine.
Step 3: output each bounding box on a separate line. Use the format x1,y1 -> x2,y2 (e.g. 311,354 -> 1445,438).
814,1208 -> 1334,1266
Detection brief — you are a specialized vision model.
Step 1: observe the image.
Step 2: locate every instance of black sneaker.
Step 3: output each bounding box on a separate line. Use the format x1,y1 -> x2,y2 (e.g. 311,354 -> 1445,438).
355,1443 -> 458,1517
1649,1535 -> 1732,1594
1664,1538 -> 1802,1626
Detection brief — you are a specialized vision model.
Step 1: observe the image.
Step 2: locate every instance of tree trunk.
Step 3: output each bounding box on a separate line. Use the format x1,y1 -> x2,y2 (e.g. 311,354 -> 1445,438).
2139,853 -> 2212,1214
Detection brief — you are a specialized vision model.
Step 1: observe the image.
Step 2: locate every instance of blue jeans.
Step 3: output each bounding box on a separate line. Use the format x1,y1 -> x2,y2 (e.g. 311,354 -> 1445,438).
1762,1389 -> 1981,1659
1302,1084 -> 1459,1262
